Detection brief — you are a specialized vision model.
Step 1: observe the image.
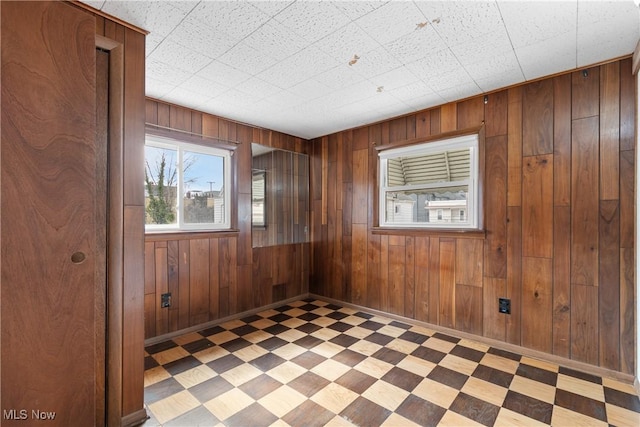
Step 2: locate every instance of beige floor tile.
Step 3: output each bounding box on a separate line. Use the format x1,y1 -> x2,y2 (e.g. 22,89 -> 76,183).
480,352 -> 520,374
509,375 -> 557,404
440,354 -> 479,376
326,415 -> 357,426
272,343 -> 307,360
258,309 -> 280,318
268,419 -> 291,427
520,356 -> 559,372
409,325 -> 436,336
606,403 -> 640,427
438,410 -> 485,427
173,365 -> 216,389
370,315 -> 392,324
311,316 -> 338,327
207,330 -> 239,345
250,318 -> 277,329
423,337 -> 456,354
551,405 -> 608,427
233,344 -> 269,362
148,390 -> 200,425
266,361 -> 307,384
312,300 -> 329,306
354,357 -> 394,379
281,317 -> 306,329
219,319 -> 246,330
311,327 -> 341,341
397,354 -> 436,377
338,307 -> 358,315
362,380 -> 410,411
458,339 -> 490,352
311,307 -> 334,316
173,332 -> 205,346
203,388 -> 254,421
243,330 -> 272,344
344,326 -> 374,339
348,339 -> 382,356
287,300 -> 306,307
377,324 -> 406,337
257,385 -> 307,417
341,315 -> 367,326
193,345 -> 230,364
602,377 -> 637,394
283,308 -> 306,318
381,412 -> 421,426
144,366 -> 171,387
412,378 -> 459,409
311,358 -> 351,381
556,374 -> 605,401
220,363 -> 262,387
311,341 -> 344,359
461,376 -> 508,407
493,408 -> 549,427
310,382 -> 359,414
386,338 -> 419,354
277,328 -> 307,342
153,346 -> 190,365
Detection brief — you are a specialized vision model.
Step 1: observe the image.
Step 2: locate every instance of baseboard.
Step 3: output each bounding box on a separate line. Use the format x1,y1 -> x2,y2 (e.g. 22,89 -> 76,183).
310,293 -> 637,386
121,408 -> 148,427
145,293 -> 310,346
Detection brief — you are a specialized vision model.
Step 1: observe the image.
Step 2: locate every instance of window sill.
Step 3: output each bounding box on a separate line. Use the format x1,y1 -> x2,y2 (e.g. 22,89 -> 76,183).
145,229 -> 240,241
371,227 -> 486,239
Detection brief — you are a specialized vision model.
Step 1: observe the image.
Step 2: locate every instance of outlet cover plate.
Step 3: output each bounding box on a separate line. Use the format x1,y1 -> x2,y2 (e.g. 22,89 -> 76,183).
498,298 -> 510,314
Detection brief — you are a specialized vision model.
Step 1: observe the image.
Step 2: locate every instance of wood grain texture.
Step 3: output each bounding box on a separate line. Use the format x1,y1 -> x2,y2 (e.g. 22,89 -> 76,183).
554,73 -> 572,206
351,224 -> 368,305
521,257 -> 553,353
599,61 -> 620,201
189,239 -> 210,325
456,238 -> 483,287
619,247 -> 635,374
507,87 -> 523,207
598,200 -> 620,370
553,206 -> 571,358
619,149 -> 634,249
414,236 -> 430,322
523,80 -> 553,156
483,277 -> 506,341
619,58 -> 634,151
571,284 -> 599,365
572,67 -> 600,120
484,135 -> 508,278
457,96 -> 484,130
388,241 -> 406,316
439,239 -> 456,329
484,91 -> 508,137
441,103 -> 457,132
456,284 -> 482,335
506,206 -> 522,345
522,154 -> 553,258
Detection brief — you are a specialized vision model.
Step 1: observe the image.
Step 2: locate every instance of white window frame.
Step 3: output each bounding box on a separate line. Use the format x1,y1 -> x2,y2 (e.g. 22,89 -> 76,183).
145,134 -> 231,231
378,133 -> 480,229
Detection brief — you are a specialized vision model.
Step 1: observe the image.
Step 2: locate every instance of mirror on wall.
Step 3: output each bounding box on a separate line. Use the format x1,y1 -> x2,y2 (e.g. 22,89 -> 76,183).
251,143 -> 309,248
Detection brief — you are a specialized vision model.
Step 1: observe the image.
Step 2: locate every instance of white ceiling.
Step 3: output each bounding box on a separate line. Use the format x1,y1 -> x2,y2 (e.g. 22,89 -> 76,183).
83,0 -> 640,140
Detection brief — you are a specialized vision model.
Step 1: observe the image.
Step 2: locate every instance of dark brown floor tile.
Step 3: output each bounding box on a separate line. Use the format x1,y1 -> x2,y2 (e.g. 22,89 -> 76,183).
381,367 -> 422,392
257,336 -> 288,351
224,402 -> 278,427
163,405 -> 219,426
299,303 -> 320,312
294,335 -> 323,349
264,324 -> 290,335
283,399 -> 336,427
238,374 -> 283,400
291,351 -> 326,369
144,377 -> 185,405
240,314 -> 262,323
163,355 -> 202,376
451,344 -> 485,362
516,363 -> 558,386
145,340 -> 178,354
427,365 -> 469,390
144,355 -> 159,370
230,324 -> 258,336
433,332 -> 460,343
274,304 -> 293,312
412,346 -> 446,363
200,325 -> 225,337
220,337 -> 252,353
390,320 -> 411,329
372,347 -> 406,365
340,396 -> 391,426
325,303 -> 342,310
559,366 -> 602,384
330,334 -> 360,349
396,394 -> 446,426
450,392 -> 500,426
333,349 -> 367,367
398,330 -> 429,344
335,369 -> 377,394
364,332 -> 394,346
182,338 -> 214,354
288,371 -> 331,397
359,320 -> 385,331
355,311 -> 374,319
328,321 -> 353,332
188,376 -> 234,403
269,313 -> 292,323
604,387 -> 640,412
298,312 -> 320,321
502,390 -> 553,424
297,322 -> 322,334
327,311 -> 349,320
555,389 -> 607,421
250,353 -> 287,371
488,347 -> 522,361
206,354 -> 244,374
472,364 -> 514,388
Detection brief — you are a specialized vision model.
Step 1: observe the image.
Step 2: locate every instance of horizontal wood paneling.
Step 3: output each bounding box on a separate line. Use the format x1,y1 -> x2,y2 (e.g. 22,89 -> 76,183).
309,59 -> 635,375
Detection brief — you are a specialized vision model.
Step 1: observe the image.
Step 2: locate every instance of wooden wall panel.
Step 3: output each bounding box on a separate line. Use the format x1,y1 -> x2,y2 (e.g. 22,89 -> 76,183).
522,80 -> 553,156
484,135 -> 508,278
571,284 -> 599,365
189,239 -> 210,325
439,239 -> 456,329
553,74 -> 572,206
483,277 -> 506,341
456,284 -> 482,335
507,87 -> 523,207
619,150 -> 634,249
521,257 -> 553,353
522,154 -> 553,258
553,206 -> 571,358
619,247 -> 635,374
506,206 -> 522,345
388,241 -> 406,316
414,236 -> 430,322
456,238 -> 483,287
599,61 -> 620,200
572,67 -> 600,120
598,200 -> 620,370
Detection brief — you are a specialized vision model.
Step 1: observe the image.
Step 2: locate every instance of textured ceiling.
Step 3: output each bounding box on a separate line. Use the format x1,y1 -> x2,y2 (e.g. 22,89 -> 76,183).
83,0 -> 640,139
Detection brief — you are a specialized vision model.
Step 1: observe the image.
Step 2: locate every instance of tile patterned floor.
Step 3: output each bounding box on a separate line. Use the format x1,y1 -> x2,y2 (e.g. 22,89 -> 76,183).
143,299 -> 640,426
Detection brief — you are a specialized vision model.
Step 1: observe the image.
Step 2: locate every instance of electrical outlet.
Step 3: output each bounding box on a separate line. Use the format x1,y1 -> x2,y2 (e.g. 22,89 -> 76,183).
498,298 -> 510,314
161,292 -> 172,308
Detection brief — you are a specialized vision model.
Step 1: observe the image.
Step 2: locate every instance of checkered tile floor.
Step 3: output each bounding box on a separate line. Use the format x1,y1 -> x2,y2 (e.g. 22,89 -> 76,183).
143,299 -> 640,426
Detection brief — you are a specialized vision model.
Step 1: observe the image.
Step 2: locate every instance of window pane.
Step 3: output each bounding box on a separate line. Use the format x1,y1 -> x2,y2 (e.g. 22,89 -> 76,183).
144,146 -> 178,225
183,151 -> 225,224
387,148 -> 470,186
385,186 -> 469,225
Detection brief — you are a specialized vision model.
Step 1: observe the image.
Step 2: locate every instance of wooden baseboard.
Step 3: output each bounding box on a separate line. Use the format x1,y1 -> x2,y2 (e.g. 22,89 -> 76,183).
311,293 -> 637,386
121,408 -> 148,427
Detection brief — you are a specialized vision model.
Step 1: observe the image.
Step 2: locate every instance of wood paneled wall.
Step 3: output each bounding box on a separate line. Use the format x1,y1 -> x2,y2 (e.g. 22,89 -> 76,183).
144,99 -> 310,339
309,59 -> 636,375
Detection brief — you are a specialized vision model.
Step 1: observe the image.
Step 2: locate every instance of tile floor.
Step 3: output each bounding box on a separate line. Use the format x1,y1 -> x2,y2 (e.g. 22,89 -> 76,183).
143,299 -> 640,426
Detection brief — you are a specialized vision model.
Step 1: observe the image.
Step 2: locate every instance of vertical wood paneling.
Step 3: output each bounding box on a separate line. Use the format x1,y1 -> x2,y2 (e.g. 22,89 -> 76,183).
457,97 -> 484,130
167,240 -> 180,331
554,74 -> 572,206
388,240 -> 406,316
599,61 -> 620,200
414,236 -> 430,322
351,224 -> 367,305
571,117 -> 599,286
572,67 -> 600,120
598,200 -> 620,370
507,87 -> 523,207
522,257 -> 553,353
553,206 -> 571,358
209,239 -> 220,321
456,239 -> 483,286
619,150 -> 634,249
483,277 -> 506,340
485,91 -> 508,137
571,284 -> 599,365
405,236 -> 415,319
439,239 -> 456,329
352,149 -> 368,224
380,235 -> 390,312
170,105 -> 191,132
484,135 -> 508,278
619,58 -> 634,151
367,234 -> 381,310
155,245 -> 169,338
619,247 -> 635,374
522,80 -> 553,156
415,111 -> 430,138
456,284 -> 482,335
441,103 -> 457,132
428,237 -> 440,325
506,206 -> 522,345
178,240 -> 190,330
189,239 -> 210,325
522,154 -> 553,258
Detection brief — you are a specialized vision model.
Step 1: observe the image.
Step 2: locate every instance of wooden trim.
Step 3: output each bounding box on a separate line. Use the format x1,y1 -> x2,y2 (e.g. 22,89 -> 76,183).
71,1 -> 148,35
146,124 -> 241,151
311,294 -> 637,385
373,125 -> 483,152
633,39 -> 640,75
121,408 -> 149,427
372,227 -> 485,239
145,229 -> 240,242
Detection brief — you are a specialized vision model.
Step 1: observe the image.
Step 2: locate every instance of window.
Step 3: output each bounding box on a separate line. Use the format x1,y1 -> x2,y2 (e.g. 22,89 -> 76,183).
378,133 -> 479,229
144,134 -> 231,230
252,170 -> 266,227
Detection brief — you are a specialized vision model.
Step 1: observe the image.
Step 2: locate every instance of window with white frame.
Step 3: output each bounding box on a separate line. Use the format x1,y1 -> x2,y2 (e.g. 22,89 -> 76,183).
144,134 -> 231,231
378,133 -> 480,229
